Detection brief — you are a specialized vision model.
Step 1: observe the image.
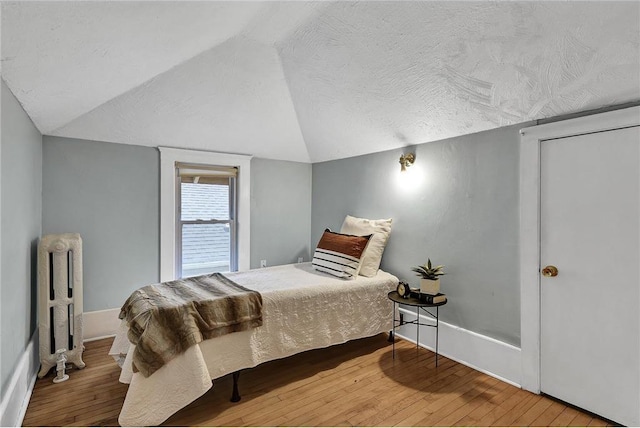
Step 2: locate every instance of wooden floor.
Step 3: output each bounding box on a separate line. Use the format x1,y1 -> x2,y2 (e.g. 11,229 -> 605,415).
23,334 -> 612,427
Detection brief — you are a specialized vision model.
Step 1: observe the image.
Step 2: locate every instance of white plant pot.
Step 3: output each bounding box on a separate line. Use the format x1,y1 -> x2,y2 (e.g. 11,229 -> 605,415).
420,278 -> 440,295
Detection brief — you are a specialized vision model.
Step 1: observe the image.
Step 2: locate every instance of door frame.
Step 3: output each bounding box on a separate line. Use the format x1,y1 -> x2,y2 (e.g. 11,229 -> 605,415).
519,105 -> 640,393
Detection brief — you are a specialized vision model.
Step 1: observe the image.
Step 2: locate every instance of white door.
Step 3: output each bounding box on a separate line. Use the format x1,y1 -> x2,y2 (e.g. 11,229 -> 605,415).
540,125 -> 640,426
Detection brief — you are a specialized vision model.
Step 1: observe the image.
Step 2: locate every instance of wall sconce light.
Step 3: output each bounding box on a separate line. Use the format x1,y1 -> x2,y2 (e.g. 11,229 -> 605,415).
399,153 -> 415,172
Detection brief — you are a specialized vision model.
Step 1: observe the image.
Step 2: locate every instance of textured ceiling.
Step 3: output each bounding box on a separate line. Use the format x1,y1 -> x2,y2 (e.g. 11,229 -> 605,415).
2,1 -> 639,163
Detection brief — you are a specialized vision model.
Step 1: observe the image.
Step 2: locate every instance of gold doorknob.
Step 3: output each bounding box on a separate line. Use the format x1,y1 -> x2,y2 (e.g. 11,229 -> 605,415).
541,265 -> 558,277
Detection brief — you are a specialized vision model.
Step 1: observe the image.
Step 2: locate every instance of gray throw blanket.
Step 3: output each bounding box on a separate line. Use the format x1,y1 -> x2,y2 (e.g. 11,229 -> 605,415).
119,273 -> 263,377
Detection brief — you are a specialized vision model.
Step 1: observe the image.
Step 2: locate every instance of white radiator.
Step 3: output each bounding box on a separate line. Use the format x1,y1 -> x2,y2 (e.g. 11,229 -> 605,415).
37,233 -> 85,378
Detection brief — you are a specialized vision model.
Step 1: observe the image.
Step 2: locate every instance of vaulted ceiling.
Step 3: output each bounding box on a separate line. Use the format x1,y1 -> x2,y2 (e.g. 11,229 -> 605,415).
2,1 -> 639,163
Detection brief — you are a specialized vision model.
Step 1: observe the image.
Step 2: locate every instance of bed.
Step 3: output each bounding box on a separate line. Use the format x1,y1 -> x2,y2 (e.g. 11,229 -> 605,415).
109,261 -> 398,426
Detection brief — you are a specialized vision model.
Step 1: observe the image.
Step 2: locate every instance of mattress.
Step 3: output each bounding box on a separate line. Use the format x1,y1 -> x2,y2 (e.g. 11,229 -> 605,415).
109,262 -> 398,426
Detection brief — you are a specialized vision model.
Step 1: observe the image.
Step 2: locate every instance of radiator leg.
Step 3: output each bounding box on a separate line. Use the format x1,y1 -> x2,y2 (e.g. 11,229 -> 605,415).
52,349 -> 69,383
230,371 -> 241,402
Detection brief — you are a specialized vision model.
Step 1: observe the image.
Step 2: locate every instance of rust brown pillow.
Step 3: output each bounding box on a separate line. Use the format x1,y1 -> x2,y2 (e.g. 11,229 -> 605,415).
312,229 -> 372,279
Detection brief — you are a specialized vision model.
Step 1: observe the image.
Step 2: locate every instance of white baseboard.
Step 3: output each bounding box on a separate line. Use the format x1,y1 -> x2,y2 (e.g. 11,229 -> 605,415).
396,307 -> 522,387
0,331 -> 39,427
83,308 -> 121,342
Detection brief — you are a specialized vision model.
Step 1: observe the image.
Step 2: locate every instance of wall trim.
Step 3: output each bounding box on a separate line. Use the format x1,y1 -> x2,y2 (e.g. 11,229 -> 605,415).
396,307 -> 521,387
519,105 -> 640,394
0,331 -> 39,427
83,308 -> 121,341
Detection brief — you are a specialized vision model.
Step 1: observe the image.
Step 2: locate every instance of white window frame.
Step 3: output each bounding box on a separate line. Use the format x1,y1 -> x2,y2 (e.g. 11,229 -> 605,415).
159,147 -> 251,281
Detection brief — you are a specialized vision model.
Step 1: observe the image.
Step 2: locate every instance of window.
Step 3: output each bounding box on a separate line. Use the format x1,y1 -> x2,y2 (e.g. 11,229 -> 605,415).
159,147 -> 251,281
177,163 -> 237,277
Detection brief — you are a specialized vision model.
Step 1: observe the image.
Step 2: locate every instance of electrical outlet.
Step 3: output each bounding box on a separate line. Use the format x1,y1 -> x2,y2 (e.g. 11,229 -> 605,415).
260,260 -> 267,268
298,257 -> 304,263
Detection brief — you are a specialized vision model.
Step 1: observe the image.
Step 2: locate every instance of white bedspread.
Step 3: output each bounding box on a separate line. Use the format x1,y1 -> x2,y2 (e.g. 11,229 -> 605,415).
109,262 -> 398,426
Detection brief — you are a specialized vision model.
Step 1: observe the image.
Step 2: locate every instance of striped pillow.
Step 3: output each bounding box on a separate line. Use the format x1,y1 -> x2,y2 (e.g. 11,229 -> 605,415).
312,229 -> 372,279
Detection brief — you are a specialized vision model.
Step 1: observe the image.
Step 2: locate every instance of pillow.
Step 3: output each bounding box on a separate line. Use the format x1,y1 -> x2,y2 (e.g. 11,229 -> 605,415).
340,215 -> 392,277
312,229 -> 372,279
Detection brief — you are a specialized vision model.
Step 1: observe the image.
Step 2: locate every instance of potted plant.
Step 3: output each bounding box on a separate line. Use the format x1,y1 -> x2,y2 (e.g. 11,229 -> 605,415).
411,259 -> 445,295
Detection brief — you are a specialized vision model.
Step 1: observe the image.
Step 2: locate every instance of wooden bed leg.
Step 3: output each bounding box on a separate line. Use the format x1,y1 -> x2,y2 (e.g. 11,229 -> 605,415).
230,371 -> 241,402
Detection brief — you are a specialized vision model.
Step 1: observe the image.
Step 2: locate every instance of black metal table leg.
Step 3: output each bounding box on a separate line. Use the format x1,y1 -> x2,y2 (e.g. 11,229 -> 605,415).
416,306 -> 420,351
436,306 -> 439,367
392,301 -> 396,359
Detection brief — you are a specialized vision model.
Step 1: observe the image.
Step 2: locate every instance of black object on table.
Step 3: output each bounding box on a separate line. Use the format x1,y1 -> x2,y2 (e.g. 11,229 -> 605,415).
388,290 -> 447,366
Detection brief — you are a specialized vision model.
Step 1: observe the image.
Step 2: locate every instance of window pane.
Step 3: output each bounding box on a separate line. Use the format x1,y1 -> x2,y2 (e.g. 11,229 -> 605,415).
181,182 -> 229,221
181,223 -> 230,277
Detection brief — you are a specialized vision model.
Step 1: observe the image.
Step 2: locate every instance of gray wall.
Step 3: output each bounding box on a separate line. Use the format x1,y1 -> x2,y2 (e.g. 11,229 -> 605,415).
250,158 -> 312,268
42,137 -> 313,311
42,137 -> 160,312
1,80 -> 42,397
312,123 -> 533,346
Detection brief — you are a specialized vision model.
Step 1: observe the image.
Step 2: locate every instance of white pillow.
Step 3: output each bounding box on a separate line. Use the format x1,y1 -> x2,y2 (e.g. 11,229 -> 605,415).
340,215 -> 392,277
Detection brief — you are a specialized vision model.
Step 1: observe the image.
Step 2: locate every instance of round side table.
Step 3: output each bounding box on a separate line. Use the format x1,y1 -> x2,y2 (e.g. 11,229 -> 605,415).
388,290 -> 447,366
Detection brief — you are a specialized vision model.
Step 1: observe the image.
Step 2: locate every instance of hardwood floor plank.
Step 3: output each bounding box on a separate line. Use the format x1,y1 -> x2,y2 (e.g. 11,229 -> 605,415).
423,377 -> 503,426
511,394 -> 554,426
447,376 -> 512,426
569,412 -> 594,427
23,335 -> 606,427
315,389 -> 389,426
587,417 -> 609,427
474,388 -> 533,426
550,406 -> 582,426
422,372 -> 495,414
72,400 -> 126,426
491,392 -> 543,426
347,360 -> 463,426
530,400 -> 567,426
372,366 -> 472,426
